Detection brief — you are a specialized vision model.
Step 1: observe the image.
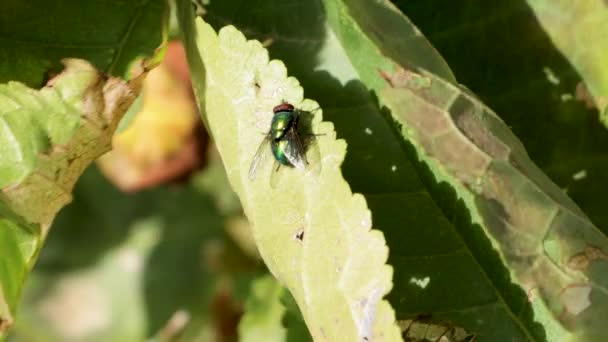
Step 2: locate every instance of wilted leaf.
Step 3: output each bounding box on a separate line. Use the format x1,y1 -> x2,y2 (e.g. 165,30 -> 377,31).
0,59 -> 145,335
177,3 -> 400,341
1,59 -> 143,229
381,67 -> 608,341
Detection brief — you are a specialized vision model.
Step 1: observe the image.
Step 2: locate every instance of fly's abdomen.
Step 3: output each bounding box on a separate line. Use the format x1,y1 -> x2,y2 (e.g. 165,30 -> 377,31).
271,139 -> 292,166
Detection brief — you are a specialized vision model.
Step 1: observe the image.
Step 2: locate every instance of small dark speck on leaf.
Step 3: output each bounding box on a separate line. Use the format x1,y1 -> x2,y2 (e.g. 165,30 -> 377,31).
294,228 -> 304,242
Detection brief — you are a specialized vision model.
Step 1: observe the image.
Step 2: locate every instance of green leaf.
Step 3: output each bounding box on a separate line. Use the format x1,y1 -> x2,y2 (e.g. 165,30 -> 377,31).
525,0 -> 608,119
177,3 -> 400,341
0,0 -> 168,87
0,59 -> 142,336
0,202 -> 37,335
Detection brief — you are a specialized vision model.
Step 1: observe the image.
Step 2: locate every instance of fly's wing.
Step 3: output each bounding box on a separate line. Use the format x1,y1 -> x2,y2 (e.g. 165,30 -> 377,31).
302,133 -> 322,176
283,129 -> 306,170
248,135 -> 272,180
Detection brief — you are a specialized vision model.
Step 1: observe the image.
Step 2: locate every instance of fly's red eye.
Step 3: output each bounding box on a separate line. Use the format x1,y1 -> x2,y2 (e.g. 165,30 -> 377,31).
273,102 -> 295,113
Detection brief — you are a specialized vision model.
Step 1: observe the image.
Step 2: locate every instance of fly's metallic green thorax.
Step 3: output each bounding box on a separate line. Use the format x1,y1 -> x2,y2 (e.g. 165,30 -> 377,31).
270,110 -> 297,141
248,101 -> 320,182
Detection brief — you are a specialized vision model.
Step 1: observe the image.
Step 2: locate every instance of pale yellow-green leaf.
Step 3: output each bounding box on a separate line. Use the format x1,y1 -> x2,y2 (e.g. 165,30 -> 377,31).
179,11 -> 400,341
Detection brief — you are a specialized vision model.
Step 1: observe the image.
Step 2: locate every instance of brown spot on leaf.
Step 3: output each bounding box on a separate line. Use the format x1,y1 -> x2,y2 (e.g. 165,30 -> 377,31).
568,245 -> 608,271
568,253 -> 590,271
452,105 -> 509,160
378,67 -> 431,89
560,283 -> 592,318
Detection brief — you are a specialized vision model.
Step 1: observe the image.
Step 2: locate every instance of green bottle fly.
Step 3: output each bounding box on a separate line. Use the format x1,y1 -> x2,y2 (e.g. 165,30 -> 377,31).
249,102 -> 310,180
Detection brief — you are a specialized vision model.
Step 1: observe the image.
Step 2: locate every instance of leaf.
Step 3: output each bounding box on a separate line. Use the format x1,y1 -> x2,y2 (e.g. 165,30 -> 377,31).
0,0 -> 168,87
525,0 -> 608,119
177,3 -> 400,341
381,67 -> 608,341
0,59 -> 143,336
